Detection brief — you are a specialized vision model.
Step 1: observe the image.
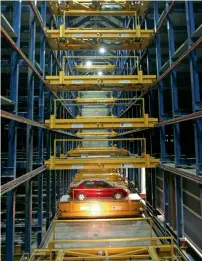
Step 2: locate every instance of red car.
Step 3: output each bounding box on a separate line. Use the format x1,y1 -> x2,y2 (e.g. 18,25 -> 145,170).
69,178 -> 130,201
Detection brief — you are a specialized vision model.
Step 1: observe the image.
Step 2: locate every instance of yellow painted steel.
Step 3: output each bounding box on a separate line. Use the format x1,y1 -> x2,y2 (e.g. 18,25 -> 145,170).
45,154 -> 160,170
46,26 -> 154,51
63,55 -> 140,60
45,71 -> 156,91
67,146 -> 129,156
48,236 -> 174,261
45,114 -> 158,129
78,169 -> 117,174
44,139 -> 160,169
30,245 -> 175,261
28,218 -> 184,261
73,172 -> 124,183
54,138 -> 146,154
58,97 -> 143,104
49,0 -> 149,16
53,98 -> 145,117
76,131 -> 117,137
76,62 -> 116,72
72,172 -> 128,187
58,200 -> 142,218
62,56 -> 140,72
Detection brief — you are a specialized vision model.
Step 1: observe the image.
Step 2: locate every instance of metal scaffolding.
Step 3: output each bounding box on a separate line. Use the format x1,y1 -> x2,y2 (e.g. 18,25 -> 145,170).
1,1 -> 202,261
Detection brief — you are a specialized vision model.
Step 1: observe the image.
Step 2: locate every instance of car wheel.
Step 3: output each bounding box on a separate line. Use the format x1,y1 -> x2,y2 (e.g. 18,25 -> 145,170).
113,192 -> 123,200
77,193 -> 86,201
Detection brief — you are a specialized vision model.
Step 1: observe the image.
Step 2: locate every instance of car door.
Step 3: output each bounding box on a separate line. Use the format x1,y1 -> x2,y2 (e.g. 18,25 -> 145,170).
95,181 -> 113,198
81,181 -> 96,197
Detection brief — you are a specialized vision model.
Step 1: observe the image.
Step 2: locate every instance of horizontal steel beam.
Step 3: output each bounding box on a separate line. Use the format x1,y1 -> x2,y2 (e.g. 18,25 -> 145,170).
156,111 -> 202,126
154,36 -> 202,86
46,26 -> 153,50
115,111 -> 202,136
45,114 -> 158,129
1,166 -> 46,195
46,70 -> 156,91
76,131 -> 117,137
47,27 -> 153,38
1,110 -> 46,128
63,11 -> 144,16
49,0 -> 149,16
115,127 -> 150,137
0,110 -> 80,138
159,165 -> 202,183
45,154 -> 160,170
67,147 -> 129,156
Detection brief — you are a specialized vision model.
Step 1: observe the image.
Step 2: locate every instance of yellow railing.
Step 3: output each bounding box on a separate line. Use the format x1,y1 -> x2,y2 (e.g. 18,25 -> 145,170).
53,138 -> 146,159
53,98 -> 145,118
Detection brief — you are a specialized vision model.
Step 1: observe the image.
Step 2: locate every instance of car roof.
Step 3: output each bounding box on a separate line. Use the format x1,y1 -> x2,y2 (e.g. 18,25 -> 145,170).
75,178 -> 112,185
81,178 -> 109,182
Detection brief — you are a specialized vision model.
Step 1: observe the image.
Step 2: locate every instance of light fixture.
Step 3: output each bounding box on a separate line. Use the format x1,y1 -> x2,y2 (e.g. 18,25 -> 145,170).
86,61 -> 92,67
99,47 -> 106,54
98,71 -> 103,75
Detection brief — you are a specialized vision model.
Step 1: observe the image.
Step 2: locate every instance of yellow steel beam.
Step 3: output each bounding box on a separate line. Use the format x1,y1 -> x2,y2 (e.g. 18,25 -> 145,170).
69,97 -> 141,104
72,173 -> 128,187
54,138 -> 146,157
49,0 -> 149,16
30,245 -> 175,261
76,131 -> 117,137
67,146 -> 129,156
62,56 -> 140,72
78,169 -> 117,174
46,26 -> 154,50
47,27 -> 153,39
45,114 -> 158,129
46,71 -> 156,91
55,250 -> 64,261
53,98 -> 145,118
48,42 -> 148,51
63,55 -> 139,59
45,154 -> 160,170
73,172 -> 123,181
58,200 -> 143,218
147,247 -> 160,261
52,217 -> 151,224
75,63 -> 116,72
63,10 -> 144,16
48,236 -> 173,248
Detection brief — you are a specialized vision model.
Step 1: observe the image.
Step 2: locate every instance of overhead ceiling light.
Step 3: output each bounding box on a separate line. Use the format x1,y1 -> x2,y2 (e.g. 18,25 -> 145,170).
86,61 -> 92,67
98,71 -> 103,75
99,47 -> 106,54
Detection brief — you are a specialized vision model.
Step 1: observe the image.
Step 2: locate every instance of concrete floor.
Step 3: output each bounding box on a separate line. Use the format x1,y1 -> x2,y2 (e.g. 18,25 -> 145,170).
44,220 -> 159,249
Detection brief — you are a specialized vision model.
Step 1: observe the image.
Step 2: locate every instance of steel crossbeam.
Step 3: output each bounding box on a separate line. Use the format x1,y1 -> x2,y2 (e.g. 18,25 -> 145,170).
76,63 -> 116,72
45,154 -> 160,170
67,146 -> 129,156
46,26 -> 154,50
46,71 -> 156,91
76,131 -> 117,137
48,0 -> 149,16
45,114 -> 158,129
